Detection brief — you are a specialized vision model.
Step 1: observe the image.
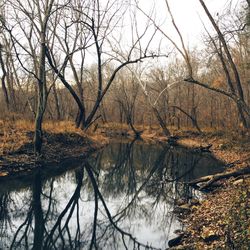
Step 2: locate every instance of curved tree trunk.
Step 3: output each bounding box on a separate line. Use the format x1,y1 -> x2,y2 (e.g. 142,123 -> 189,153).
152,107 -> 171,136
172,106 -> 202,133
45,48 -> 85,128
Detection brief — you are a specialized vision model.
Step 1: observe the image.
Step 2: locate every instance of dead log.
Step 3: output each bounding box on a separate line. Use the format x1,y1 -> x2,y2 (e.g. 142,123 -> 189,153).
192,144 -> 212,153
188,166 -> 250,190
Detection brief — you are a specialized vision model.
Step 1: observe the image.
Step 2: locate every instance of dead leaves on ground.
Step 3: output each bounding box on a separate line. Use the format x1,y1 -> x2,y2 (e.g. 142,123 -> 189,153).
180,178 -> 250,249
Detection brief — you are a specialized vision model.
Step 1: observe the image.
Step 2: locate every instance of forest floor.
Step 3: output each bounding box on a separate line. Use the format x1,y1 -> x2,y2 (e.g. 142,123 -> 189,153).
0,119 -> 108,178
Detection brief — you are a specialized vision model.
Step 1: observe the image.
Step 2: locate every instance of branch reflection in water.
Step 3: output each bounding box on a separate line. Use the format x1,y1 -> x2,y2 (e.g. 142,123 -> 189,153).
0,140 -> 224,249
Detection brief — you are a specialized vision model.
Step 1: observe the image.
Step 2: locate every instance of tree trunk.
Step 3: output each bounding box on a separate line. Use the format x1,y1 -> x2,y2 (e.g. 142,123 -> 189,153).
199,0 -> 249,128
189,167 -> 250,190
34,100 -> 44,154
45,48 -> 85,128
152,107 -> 171,136
0,43 -> 10,109
34,32 -> 47,154
172,106 -> 202,133
52,84 -> 61,120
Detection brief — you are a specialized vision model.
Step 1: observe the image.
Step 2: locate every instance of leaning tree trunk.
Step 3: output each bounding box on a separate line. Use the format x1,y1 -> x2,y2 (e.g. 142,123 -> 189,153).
127,113 -> 143,138
172,106 -> 202,133
199,0 -> 250,128
45,48 -> 85,128
152,107 -> 171,136
189,166 -> 250,190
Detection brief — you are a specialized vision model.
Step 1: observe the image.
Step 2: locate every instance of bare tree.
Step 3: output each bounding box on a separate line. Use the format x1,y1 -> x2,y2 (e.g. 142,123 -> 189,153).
197,0 -> 249,128
129,65 -> 172,136
163,0 -> 250,129
1,0 -> 57,153
46,0 -> 164,130
114,69 -> 142,137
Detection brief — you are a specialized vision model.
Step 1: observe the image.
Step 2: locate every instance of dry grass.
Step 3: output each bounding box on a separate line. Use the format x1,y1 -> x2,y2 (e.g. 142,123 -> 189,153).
99,122 -> 130,130
0,120 -> 30,155
1,119 -> 249,156
14,119 -> 80,134
0,119 -> 108,178
0,119 -> 93,155
43,120 -> 80,133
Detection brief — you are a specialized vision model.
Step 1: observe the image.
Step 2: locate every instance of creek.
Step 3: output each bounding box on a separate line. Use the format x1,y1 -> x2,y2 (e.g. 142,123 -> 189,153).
0,140 -> 225,249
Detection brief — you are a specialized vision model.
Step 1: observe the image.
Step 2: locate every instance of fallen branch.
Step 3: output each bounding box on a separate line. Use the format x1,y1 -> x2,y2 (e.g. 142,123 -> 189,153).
189,166 -> 250,190
224,160 -> 241,168
192,144 -> 212,153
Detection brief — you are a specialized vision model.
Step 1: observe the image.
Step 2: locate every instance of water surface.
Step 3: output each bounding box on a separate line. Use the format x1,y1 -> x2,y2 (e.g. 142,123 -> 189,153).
0,140 -> 224,249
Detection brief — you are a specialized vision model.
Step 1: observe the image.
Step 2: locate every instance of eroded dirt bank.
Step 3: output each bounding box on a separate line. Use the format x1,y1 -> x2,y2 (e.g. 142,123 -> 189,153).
0,120 -> 107,179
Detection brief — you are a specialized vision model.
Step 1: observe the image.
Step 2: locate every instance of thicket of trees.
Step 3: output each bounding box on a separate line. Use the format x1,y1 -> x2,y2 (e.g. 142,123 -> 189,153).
0,0 -> 249,153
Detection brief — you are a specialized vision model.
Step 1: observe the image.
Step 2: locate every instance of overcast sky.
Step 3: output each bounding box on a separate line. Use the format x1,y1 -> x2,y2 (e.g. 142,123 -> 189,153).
138,0 -> 242,46
0,0 -> 244,78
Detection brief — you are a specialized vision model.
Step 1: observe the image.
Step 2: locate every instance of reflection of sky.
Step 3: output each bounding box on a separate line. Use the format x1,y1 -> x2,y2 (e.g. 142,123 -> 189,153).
1,171 -> 180,249
0,142 -> 224,249
54,170 -> 181,249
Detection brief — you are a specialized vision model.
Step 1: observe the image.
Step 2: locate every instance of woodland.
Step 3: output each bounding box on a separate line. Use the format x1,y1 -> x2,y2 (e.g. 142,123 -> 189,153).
0,0 -> 249,152
0,0 -> 250,249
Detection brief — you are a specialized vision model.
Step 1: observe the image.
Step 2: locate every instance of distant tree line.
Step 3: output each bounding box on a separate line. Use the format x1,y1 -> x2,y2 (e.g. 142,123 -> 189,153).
0,0 -> 249,153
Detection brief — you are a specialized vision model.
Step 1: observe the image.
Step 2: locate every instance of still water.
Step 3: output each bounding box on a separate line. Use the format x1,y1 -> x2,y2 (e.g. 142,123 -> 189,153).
0,140 -> 224,249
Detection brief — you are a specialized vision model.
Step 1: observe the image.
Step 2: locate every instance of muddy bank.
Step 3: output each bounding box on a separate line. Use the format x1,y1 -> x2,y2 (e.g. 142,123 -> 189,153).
169,132 -> 250,249
0,129 -> 107,179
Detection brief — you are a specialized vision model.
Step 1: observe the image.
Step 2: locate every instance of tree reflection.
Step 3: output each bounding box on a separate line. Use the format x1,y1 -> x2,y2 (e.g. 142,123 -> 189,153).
33,171 -> 44,250
0,140 -> 224,249
44,169 -> 84,249
85,161 -> 162,250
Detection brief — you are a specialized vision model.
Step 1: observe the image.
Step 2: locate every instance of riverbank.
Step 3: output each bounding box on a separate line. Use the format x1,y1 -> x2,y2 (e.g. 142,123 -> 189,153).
171,131 -> 250,249
0,120 -> 108,178
98,125 -> 250,248
1,120 -> 250,248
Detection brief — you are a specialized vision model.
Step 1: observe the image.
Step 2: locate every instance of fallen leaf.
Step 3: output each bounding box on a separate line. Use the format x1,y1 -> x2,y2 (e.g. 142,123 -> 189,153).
0,171 -> 8,176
